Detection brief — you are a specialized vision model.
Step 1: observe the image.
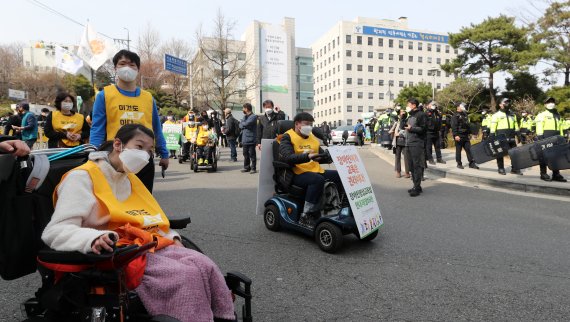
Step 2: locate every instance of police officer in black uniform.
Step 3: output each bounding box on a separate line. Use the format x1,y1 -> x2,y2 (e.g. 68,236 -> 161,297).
451,102 -> 479,170
425,100 -> 445,164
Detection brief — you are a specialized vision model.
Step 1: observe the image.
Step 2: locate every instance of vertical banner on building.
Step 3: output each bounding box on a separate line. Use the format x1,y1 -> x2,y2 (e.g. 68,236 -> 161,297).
260,24 -> 288,93
162,123 -> 182,150
328,146 -> 383,238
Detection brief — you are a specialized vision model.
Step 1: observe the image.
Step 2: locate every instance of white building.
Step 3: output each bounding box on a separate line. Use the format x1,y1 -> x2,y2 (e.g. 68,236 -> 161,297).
312,17 -> 457,127
22,41 -> 92,81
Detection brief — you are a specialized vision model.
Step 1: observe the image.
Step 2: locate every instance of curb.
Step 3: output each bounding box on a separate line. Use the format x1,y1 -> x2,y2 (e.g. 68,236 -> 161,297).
368,146 -> 570,197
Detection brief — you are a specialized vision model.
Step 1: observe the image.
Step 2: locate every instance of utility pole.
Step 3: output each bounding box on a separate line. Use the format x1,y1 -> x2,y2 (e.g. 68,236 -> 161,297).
123,27 -> 130,50
428,68 -> 438,101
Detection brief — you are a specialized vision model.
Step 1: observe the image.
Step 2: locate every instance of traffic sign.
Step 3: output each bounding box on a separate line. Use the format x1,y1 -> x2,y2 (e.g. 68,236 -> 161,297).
164,54 -> 187,76
8,89 -> 26,100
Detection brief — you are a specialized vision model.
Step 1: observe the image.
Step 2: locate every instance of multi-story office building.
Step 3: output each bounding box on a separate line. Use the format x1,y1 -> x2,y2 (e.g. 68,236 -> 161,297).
312,17 -> 457,127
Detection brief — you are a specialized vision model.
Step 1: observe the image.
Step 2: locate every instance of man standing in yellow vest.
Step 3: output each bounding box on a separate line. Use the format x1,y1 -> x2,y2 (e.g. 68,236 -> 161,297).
535,97 -> 567,182
90,50 -> 169,192
518,110 -> 535,145
480,108 -> 491,140
490,98 -> 521,175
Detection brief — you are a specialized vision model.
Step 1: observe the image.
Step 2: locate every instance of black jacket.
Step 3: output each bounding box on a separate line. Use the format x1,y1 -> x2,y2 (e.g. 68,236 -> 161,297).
257,113 -> 280,144
224,114 -> 239,139
451,112 -> 470,138
425,109 -> 442,134
405,109 -> 427,147
279,132 -> 331,165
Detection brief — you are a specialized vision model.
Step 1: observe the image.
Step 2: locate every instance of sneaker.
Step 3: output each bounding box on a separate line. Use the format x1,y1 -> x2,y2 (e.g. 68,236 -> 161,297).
407,187 -> 422,193
469,163 -> 479,170
428,159 -> 436,165
404,173 -> 411,178
540,173 -> 551,181
298,214 -> 315,228
240,168 -> 251,173
395,171 -> 401,178
498,168 -> 506,175
510,169 -> 523,175
437,158 -> 446,164
198,158 -> 204,165
250,169 -> 257,174
552,175 -> 567,182
204,159 -> 209,165
457,164 -> 464,169
409,189 -> 421,197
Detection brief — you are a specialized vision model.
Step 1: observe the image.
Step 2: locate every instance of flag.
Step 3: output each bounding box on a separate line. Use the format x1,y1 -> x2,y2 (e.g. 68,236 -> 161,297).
77,23 -> 116,70
55,46 -> 83,75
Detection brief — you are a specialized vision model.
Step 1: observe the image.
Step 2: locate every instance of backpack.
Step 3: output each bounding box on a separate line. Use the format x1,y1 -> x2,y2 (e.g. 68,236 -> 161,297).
356,125 -> 364,135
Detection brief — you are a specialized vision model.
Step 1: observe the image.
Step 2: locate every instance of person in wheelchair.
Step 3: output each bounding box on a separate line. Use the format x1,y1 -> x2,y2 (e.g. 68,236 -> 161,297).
195,117 -> 217,165
41,124 -> 235,321
181,114 -> 198,162
279,112 -> 344,227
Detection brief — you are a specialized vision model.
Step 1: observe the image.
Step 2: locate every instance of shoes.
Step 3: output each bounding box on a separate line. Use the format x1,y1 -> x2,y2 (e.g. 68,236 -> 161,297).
437,158 -> 446,164
173,155 -> 177,159
498,168 -> 506,175
404,173 -> 411,178
198,158 -> 204,165
240,168 -> 251,173
409,188 -> 421,197
298,214 -> 315,228
407,187 -> 422,193
396,171 -> 401,178
204,159 -> 209,165
250,169 -> 257,174
552,175 -> 567,182
469,163 -> 479,170
428,159 -> 436,165
540,173 -> 551,181
510,169 -> 523,175
231,159 -> 238,162
457,164 -> 464,169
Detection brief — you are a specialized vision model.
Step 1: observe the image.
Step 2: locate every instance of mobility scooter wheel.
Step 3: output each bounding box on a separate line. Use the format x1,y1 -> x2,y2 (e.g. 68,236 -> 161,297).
263,205 -> 281,231
315,222 -> 342,253
360,230 -> 378,242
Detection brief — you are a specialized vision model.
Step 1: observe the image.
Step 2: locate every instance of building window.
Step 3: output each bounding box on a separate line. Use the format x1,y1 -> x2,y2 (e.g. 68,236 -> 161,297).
408,56 -> 413,62
368,92 -> 373,99
399,68 -> 404,74
445,45 -> 450,53
378,38 -> 383,47
427,43 -> 432,52
347,105 -> 353,112
358,106 -> 363,112
368,37 -> 373,45
368,79 -> 373,85
357,36 -> 362,44
418,69 -> 423,76
389,67 -> 394,74
379,80 -> 384,86
346,77 -> 352,84
389,54 -> 394,60
389,80 -> 394,86
454,48 -> 459,54
368,106 -> 374,112
399,81 -> 404,87
368,52 -> 373,58
436,44 -> 441,53
357,65 -> 363,71
389,39 -> 394,48
436,58 -> 441,64
378,53 -> 384,59
347,92 -> 352,98
346,50 -> 351,57
368,65 -> 373,72
346,64 -> 352,70
428,57 -> 432,64
409,81 -> 414,86
437,83 -> 442,89
238,53 -> 246,60
437,70 -> 441,76
378,66 -> 384,73
418,42 -> 423,51
418,56 -> 423,63
357,51 -> 362,58
408,41 -> 413,50
399,55 -> 404,61
399,40 -> 404,49
379,93 -> 385,99
357,92 -> 363,99
346,35 -> 351,43
347,119 -> 353,126
409,68 -> 414,75
357,78 -> 363,85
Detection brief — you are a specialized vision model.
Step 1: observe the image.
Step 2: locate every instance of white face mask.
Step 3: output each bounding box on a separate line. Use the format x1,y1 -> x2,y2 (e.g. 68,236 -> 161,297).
188,122 -> 196,127
119,148 -> 150,174
61,102 -> 73,111
202,124 -> 209,130
167,116 -> 173,121
546,103 -> 556,110
429,105 -> 436,110
300,125 -> 313,136
116,66 -> 138,82
265,108 -> 273,114
405,106 -> 412,113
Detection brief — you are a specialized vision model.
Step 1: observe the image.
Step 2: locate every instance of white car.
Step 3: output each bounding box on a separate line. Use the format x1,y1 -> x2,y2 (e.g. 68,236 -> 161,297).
330,126 -> 358,145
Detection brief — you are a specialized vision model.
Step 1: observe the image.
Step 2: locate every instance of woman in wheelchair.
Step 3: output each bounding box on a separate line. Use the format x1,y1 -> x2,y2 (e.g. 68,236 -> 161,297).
195,118 -> 217,165
41,124 -> 235,321
279,112 -> 344,227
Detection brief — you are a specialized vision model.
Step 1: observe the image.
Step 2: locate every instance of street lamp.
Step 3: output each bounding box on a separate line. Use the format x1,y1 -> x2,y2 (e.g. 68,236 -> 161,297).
123,27 -> 130,50
428,68 -> 438,101
189,65 -> 202,111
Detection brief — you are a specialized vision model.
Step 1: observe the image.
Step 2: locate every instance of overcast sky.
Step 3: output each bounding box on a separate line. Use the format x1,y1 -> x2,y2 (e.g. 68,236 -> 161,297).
0,0 -> 553,88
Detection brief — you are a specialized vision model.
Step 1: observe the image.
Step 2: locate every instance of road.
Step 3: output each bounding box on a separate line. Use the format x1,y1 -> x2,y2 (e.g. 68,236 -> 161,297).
2,146 -> 570,321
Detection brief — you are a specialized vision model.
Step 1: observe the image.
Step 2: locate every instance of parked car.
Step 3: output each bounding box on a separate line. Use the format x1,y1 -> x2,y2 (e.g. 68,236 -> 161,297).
330,125 -> 357,145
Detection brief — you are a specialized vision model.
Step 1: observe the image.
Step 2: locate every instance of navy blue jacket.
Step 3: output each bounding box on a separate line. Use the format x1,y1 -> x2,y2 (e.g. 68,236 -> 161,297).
239,113 -> 258,145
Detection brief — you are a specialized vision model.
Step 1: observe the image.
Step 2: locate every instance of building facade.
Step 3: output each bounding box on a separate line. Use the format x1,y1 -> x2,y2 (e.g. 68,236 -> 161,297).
311,17 -> 457,127
22,41 -> 92,81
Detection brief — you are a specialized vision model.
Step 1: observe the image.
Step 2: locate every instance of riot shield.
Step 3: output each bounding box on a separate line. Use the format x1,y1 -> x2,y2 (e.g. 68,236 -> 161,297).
508,135 -> 567,171
471,135 -> 511,164
544,143 -> 570,171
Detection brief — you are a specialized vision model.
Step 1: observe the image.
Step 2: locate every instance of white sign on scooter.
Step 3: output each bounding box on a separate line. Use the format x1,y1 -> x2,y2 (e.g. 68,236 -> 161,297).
328,145 -> 383,238
256,139 -> 275,216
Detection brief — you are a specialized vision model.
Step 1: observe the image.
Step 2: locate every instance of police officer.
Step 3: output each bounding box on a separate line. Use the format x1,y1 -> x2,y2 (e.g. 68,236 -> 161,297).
425,100 -> 445,164
519,110 -> 535,144
535,97 -> 567,182
451,103 -> 479,170
404,98 -> 427,197
490,98 -> 521,175
480,108 -> 492,140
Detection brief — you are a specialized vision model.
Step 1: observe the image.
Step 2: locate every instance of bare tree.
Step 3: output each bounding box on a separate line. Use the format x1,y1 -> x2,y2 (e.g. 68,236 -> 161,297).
194,9 -> 259,114
160,38 -> 193,108
13,69 -> 63,104
137,22 -> 164,90
0,42 -> 24,99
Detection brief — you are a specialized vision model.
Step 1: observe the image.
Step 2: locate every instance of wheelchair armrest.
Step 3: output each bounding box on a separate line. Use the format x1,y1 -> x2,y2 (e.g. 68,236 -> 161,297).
273,161 -> 291,169
225,271 -> 252,322
38,249 -> 114,264
169,216 -> 191,229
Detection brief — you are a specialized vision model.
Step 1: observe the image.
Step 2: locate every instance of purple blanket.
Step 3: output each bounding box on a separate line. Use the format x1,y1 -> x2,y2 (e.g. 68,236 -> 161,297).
135,246 -> 235,321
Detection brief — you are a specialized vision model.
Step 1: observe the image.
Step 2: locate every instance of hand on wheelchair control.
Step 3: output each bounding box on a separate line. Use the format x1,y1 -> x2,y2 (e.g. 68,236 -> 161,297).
91,233 -> 118,254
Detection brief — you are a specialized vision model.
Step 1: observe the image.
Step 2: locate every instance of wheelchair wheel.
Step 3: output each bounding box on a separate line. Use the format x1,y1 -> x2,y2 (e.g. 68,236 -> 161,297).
263,205 -> 281,231
211,161 -> 217,172
315,222 -> 342,253
193,161 -> 198,172
360,230 -> 378,242
181,235 -> 203,253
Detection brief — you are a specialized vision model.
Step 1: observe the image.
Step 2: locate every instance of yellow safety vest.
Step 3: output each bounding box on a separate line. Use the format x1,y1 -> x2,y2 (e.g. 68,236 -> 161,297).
104,85 -> 154,140
285,129 -> 324,175
481,114 -> 491,128
535,110 -> 564,136
490,110 -> 519,134
196,126 -> 210,146
55,160 -> 172,238
51,110 -> 85,147
184,125 -> 198,140
519,116 -> 535,131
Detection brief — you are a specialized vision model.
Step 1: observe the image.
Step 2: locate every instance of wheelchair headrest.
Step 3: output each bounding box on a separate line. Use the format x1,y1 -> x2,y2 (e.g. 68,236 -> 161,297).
277,120 -> 294,135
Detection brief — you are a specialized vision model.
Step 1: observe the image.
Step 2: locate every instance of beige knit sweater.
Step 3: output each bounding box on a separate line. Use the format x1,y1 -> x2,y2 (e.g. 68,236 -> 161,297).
42,151 -> 179,254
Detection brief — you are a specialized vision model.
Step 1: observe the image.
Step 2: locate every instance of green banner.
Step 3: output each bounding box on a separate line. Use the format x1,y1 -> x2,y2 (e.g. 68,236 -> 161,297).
162,123 -> 181,150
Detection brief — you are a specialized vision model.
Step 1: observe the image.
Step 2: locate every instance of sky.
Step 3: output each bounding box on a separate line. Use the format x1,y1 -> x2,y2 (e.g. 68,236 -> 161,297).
0,0 -> 553,89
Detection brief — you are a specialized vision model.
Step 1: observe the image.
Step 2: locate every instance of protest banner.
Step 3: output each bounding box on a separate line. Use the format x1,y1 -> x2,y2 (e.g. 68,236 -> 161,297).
162,123 -> 182,150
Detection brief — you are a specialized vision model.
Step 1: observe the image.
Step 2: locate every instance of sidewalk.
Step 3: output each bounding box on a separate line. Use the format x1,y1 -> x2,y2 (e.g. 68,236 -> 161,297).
369,144 -> 570,197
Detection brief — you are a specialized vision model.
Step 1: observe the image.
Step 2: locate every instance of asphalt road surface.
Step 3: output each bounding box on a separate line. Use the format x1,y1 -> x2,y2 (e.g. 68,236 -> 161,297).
2,146 -> 570,321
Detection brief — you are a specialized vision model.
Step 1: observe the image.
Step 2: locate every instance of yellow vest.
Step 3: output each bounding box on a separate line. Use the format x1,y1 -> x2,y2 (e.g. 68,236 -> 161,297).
184,125 -> 198,140
104,85 -> 154,140
51,110 -> 85,147
196,126 -> 210,146
285,129 -> 324,175
490,110 -> 519,134
481,114 -> 491,128
535,110 -> 564,136
55,160 -> 172,238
